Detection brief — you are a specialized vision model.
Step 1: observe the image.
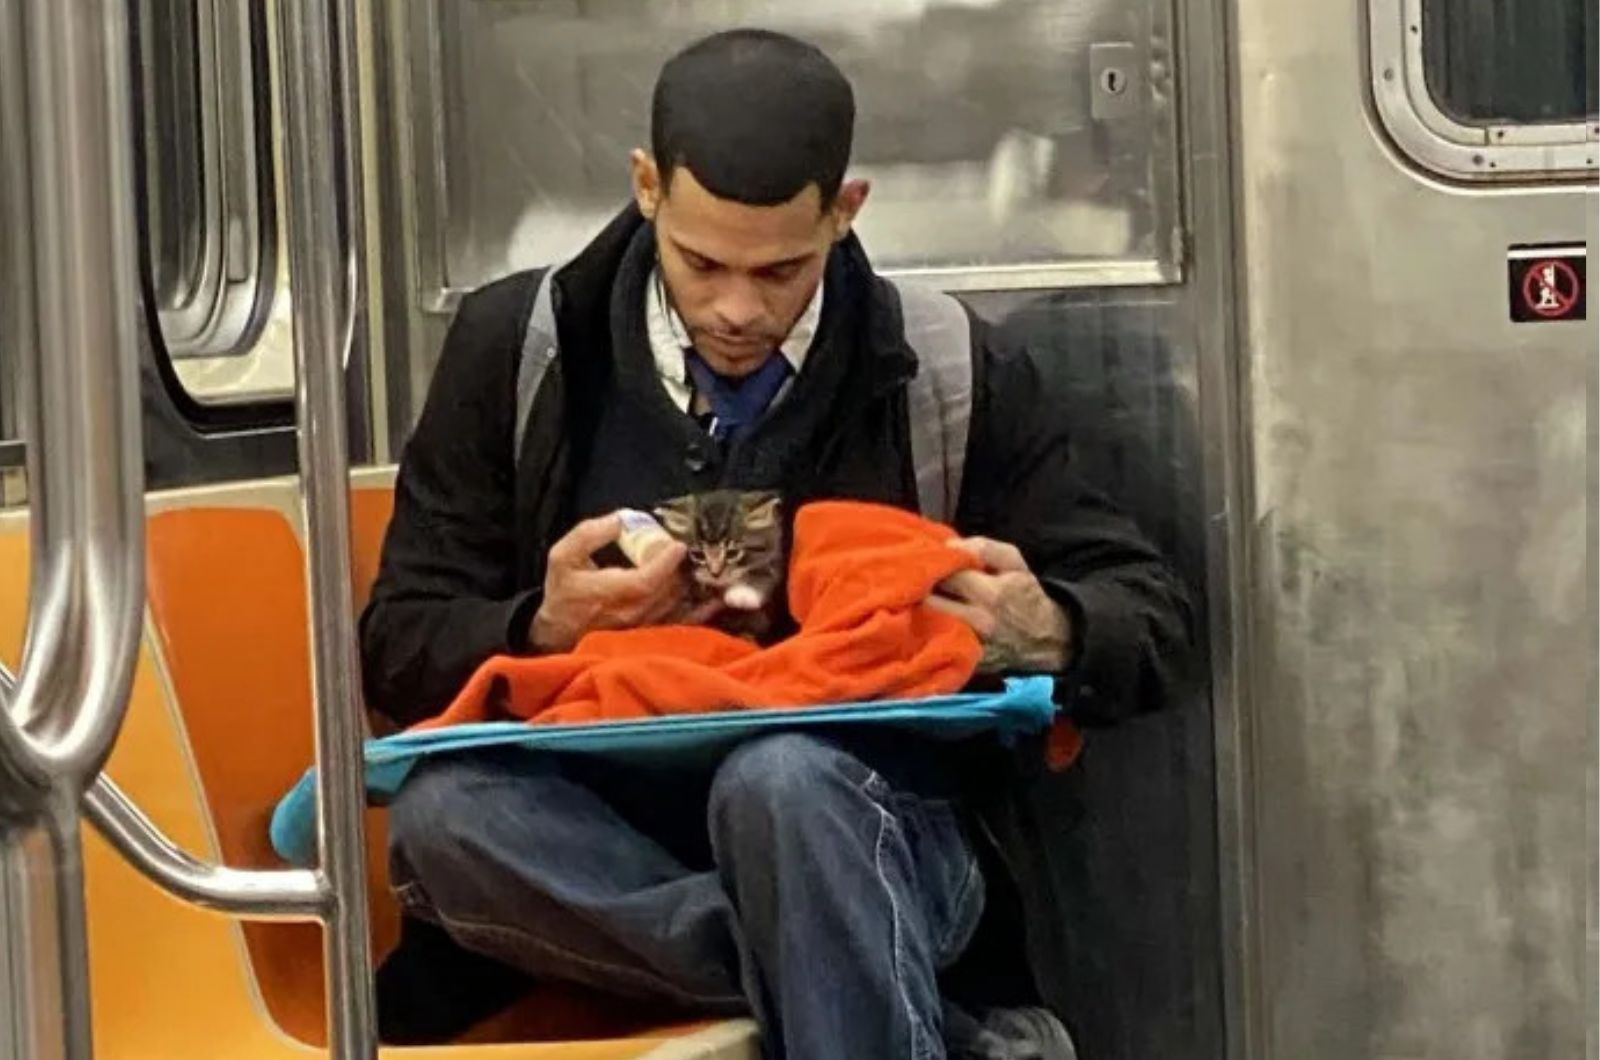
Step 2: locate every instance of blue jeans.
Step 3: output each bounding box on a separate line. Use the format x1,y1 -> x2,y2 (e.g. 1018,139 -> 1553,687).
387,732 -> 987,1060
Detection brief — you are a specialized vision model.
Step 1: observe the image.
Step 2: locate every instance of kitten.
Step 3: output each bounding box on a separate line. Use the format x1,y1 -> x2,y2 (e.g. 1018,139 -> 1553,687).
654,490 -> 786,640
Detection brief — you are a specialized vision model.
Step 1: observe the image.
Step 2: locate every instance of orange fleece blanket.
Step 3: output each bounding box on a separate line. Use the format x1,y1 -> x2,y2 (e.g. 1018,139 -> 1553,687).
421,501 -> 987,730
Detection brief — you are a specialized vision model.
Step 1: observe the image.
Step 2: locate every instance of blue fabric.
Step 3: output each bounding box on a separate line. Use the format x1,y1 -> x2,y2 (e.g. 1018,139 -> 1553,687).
684,349 -> 793,443
269,677 -> 1056,866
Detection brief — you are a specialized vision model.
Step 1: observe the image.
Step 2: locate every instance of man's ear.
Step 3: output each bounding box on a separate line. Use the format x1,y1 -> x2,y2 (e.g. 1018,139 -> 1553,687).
830,178 -> 871,241
631,149 -> 662,221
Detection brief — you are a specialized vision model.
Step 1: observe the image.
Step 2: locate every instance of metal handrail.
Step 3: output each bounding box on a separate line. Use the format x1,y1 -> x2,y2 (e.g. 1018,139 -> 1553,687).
277,0 -> 377,1056
0,0 -> 145,797
0,5 -> 148,1060
0,0 -> 27,471
0,2 -> 377,1055
83,776 -> 326,919
72,0 -> 376,1051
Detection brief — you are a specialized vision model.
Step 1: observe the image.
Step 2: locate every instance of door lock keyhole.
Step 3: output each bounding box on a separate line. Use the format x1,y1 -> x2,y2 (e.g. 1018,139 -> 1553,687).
1101,67 -> 1127,95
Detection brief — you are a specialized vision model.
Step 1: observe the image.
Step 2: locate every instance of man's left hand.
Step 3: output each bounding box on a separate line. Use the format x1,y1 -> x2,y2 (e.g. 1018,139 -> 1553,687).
928,537 -> 1072,674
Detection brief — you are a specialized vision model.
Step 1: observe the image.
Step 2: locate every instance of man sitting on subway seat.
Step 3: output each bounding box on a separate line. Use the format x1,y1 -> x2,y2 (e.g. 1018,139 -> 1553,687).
361,28 -> 1194,1060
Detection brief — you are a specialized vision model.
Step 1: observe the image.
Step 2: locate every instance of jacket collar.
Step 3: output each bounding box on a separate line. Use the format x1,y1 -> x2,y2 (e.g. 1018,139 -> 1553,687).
550,204 -> 918,397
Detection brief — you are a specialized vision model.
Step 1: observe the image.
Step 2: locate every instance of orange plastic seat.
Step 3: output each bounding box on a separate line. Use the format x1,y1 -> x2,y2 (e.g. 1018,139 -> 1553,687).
145,486 -> 734,1047
146,502 -> 387,1043
0,485 -> 757,1058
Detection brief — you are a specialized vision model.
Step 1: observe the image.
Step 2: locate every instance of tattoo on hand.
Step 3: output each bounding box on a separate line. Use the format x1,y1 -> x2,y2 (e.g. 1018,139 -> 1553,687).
976,575 -> 1071,674
932,537 -> 1072,674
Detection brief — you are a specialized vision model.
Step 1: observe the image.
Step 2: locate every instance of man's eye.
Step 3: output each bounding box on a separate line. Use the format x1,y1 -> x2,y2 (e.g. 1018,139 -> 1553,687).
759,264 -> 801,282
685,256 -> 717,274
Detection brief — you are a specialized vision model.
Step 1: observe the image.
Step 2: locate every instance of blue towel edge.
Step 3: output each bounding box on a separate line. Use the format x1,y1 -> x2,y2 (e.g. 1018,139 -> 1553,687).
268,677 -> 1057,866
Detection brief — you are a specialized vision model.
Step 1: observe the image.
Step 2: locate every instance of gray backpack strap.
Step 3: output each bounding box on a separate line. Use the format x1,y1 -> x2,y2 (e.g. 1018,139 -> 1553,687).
890,277 -> 974,525
513,268 -> 560,464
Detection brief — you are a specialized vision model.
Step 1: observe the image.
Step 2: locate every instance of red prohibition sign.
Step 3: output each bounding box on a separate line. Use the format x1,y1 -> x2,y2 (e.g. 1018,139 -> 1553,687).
1521,258 -> 1581,318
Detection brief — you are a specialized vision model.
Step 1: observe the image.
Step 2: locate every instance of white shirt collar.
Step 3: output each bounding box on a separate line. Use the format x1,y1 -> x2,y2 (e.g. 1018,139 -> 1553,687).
646,266 -> 824,400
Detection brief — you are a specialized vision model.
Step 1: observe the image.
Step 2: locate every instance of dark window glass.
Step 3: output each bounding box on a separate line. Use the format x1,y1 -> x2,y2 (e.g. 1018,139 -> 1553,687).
1423,0 -> 1598,124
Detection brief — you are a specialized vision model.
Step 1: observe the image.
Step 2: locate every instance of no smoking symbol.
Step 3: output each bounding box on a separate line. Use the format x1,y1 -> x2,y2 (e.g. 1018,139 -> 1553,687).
1522,259 -> 1581,318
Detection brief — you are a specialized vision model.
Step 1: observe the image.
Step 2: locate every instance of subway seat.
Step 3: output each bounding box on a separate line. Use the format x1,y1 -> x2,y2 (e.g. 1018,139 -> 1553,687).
0,474 -> 757,1059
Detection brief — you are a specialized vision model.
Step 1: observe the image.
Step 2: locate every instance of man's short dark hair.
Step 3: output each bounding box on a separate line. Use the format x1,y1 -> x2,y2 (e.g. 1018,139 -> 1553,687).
652,29 -> 855,209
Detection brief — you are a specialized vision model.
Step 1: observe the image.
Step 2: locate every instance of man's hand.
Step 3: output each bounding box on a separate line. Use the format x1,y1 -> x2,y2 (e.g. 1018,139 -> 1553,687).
928,537 -> 1072,673
528,514 -> 719,653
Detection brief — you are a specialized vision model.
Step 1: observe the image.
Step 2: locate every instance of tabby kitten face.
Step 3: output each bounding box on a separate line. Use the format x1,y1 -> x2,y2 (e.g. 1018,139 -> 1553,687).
654,490 -> 784,606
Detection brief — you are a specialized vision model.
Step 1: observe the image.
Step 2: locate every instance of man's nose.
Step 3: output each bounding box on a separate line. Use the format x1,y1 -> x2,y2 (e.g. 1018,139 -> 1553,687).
712,277 -> 764,333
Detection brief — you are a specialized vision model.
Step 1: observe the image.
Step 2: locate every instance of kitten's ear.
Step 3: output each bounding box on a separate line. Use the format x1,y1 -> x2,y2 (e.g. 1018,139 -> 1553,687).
655,504 -> 693,537
744,496 -> 781,530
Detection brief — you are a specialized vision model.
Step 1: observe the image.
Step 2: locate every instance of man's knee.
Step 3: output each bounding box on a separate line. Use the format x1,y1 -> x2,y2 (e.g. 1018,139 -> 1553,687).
387,754 -> 535,884
707,733 -> 866,857
387,758 -> 477,868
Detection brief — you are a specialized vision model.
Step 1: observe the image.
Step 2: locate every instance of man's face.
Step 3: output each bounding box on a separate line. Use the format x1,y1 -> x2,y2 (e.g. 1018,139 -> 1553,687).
632,152 -> 867,377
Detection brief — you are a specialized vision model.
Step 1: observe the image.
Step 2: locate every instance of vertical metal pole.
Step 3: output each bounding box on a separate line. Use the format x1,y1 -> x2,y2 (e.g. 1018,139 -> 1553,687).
38,797 -> 89,1060
0,3 -> 145,1059
0,821 -> 65,1060
275,1 -> 376,1057
0,671 -> 39,1060
0,0 -> 29,468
